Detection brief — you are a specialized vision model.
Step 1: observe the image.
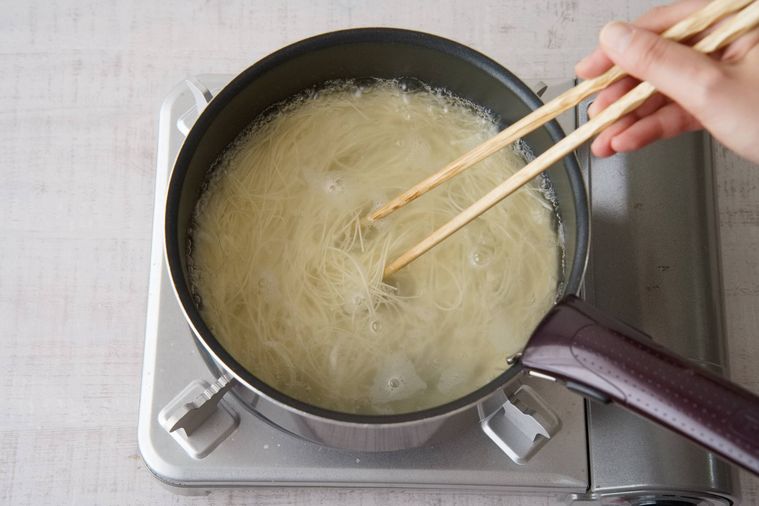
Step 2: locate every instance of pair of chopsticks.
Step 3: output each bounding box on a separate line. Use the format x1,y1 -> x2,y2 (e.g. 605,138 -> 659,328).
372,0 -> 759,279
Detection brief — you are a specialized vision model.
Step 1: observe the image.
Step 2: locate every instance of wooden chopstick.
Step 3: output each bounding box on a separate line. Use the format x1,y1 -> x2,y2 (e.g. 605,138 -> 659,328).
368,0 -> 754,223
382,0 -> 759,279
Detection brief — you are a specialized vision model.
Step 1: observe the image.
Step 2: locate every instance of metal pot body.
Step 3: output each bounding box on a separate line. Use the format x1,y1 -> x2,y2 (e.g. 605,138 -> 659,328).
165,28 -> 589,451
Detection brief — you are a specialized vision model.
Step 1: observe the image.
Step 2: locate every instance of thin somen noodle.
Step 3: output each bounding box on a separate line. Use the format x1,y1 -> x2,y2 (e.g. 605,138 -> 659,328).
189,79 -> 562,415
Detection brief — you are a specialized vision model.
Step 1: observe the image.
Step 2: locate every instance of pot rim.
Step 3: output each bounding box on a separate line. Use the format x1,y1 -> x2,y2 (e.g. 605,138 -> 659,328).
164,27 -> 589,426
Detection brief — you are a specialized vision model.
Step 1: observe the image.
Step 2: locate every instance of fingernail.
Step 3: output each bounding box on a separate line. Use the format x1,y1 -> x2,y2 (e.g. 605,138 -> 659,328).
575,54 -> 590,72
590,137 -> 602,156
587,101 -> 598,118
600,21 -> 633,54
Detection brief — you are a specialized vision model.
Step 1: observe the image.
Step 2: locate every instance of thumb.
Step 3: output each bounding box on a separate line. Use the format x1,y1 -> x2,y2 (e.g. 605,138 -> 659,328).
599,21 -> 723,118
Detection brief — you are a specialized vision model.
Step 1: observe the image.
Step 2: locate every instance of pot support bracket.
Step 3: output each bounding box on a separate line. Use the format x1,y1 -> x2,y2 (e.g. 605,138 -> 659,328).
478,384 -> 561,465
158,375 -> 239,459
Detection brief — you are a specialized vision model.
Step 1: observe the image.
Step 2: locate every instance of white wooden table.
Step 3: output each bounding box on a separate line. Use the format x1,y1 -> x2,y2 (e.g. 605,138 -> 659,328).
2,1 -> 758,504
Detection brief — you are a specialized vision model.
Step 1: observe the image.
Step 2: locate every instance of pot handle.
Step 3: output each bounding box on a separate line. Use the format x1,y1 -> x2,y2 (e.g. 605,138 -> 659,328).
521,295 -> 759,475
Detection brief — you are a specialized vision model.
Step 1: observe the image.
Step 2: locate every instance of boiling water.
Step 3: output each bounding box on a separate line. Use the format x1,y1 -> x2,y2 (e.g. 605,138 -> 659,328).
190,79 -> 562,415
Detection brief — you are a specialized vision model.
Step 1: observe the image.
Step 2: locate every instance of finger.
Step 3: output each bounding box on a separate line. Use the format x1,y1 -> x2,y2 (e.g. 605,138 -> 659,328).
632,92 -> 670,119
609,102 -> 702,153
598,22 -> 722,118
633,0 -> 709,33
587,76 -> 638,117
722,27 -> 759,62
741,33 -> 759,63
576,48 -> 613,79
683,2 -> 758,46
589,92 -> 669,156
590,82 -> 668,120
591,114 -> 637,157
576,0 -> 707,78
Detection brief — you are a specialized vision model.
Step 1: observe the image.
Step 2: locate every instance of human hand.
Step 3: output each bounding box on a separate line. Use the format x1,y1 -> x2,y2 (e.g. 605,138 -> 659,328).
575,0 -> 759,164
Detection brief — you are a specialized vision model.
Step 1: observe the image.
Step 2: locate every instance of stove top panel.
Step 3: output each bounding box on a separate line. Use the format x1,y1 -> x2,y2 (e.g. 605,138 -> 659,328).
138,75 -> 589,493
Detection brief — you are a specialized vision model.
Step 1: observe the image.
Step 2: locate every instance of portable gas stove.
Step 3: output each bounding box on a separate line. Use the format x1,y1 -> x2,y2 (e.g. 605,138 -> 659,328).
138,75 -> 736,504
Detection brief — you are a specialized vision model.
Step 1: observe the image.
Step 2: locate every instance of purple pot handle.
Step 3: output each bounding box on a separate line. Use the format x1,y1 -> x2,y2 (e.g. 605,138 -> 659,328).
521,295 -> 759,475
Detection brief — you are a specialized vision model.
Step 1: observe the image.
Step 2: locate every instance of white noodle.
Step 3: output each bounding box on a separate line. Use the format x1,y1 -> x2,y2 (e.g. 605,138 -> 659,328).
190,80 -> 561,415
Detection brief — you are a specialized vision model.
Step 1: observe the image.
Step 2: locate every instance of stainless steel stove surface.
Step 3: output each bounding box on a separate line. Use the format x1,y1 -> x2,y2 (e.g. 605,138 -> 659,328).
138,75 -> 735,504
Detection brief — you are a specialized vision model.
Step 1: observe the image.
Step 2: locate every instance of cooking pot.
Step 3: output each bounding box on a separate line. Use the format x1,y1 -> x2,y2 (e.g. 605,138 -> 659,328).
164,28 -> 759,473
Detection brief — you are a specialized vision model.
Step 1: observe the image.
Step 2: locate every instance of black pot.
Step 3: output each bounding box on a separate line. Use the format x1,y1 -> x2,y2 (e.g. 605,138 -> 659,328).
164,28 -> 588,451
